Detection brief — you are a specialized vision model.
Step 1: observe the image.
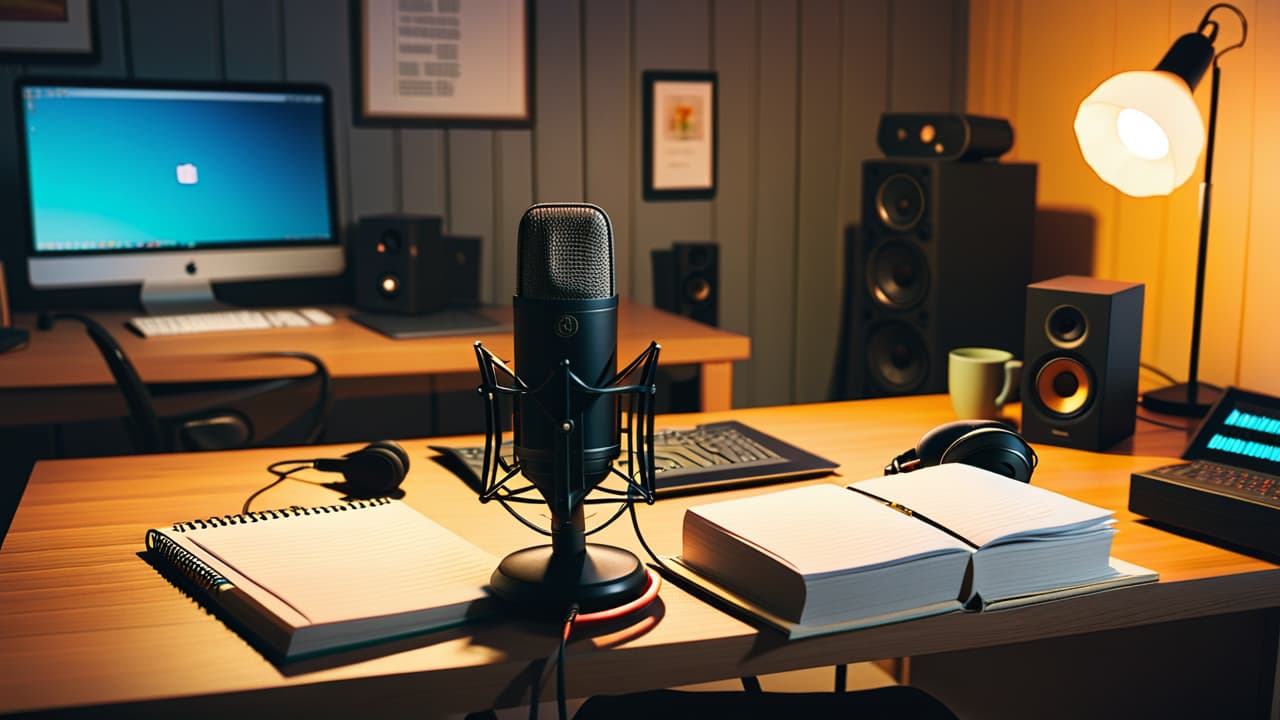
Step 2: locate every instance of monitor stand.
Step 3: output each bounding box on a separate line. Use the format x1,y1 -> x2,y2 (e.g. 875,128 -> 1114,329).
140,279 -> 228,316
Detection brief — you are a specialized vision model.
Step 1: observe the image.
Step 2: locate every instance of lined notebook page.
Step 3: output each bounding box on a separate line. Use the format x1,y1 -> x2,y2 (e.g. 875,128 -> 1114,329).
180,502 -> 496,625
686,484 -> 971,578
851,464 -> 1114,548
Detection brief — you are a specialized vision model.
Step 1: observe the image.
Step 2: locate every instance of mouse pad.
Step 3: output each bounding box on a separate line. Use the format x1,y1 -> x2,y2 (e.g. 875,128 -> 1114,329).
351,309 -> 506,339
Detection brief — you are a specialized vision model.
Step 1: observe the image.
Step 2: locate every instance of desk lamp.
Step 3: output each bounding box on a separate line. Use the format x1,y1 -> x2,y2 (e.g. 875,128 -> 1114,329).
1073,3 -> 1246,416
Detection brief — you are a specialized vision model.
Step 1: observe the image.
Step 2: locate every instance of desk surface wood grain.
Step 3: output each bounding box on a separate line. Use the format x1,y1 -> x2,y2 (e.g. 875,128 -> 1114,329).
1,395 -> 1274,717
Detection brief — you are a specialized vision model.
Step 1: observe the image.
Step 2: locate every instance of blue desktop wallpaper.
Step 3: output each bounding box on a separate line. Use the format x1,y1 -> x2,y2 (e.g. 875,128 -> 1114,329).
23,90 -> 334,252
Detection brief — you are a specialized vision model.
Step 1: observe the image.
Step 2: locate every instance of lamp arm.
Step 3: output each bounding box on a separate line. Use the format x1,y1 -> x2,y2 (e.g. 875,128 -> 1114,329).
1199,4 -> 1247,63
1185,3 -> 1245,404
1186,63 -> 1220,403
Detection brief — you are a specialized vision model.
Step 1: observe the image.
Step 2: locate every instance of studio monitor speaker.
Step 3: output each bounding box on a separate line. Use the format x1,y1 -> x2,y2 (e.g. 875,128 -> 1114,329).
354,215 -> 478,314
841,159 -> 1037,398
877,113 -> 1014,161
1021,275 -> 1144,451
652,242 -> 718,326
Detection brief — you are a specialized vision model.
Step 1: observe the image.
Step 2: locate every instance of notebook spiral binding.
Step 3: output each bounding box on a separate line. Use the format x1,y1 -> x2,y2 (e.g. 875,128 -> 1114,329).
145,530 -> 231,593
171,497 -> 392,532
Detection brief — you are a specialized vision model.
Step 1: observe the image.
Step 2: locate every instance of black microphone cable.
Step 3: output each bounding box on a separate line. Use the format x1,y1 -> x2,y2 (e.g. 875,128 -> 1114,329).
520,493 -> 667,720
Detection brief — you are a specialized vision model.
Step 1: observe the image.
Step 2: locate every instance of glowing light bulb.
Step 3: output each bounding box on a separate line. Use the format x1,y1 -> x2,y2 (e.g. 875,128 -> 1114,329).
1116,108 -> 1170,160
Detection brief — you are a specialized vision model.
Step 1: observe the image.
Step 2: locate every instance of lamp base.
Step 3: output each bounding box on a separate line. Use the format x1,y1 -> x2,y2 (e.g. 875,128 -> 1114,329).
491,543 -> 648,617
1140,382 -> 1223,418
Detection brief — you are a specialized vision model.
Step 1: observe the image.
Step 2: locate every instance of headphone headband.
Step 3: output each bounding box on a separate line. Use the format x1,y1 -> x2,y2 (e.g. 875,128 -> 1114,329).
886,420 -> 1037,483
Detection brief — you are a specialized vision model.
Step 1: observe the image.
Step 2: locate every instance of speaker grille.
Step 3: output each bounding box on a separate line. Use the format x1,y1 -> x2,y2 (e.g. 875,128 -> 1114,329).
517,204 -> 614,300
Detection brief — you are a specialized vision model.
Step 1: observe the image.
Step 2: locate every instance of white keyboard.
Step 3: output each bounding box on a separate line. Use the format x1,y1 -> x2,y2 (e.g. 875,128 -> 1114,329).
128,308 -> 335,338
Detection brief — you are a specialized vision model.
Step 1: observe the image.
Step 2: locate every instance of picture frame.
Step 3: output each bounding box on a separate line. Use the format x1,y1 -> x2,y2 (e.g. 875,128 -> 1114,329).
352,0 -> 533,127
0,0 -> 97,62
643,70 -> 717,201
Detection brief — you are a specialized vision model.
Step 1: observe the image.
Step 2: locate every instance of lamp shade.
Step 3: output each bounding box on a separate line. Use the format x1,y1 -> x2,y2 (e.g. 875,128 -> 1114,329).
1073,70 -> 1205,197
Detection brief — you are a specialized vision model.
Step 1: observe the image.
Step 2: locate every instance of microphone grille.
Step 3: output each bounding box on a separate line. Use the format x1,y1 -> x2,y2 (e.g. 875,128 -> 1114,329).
517,203 -> 615,300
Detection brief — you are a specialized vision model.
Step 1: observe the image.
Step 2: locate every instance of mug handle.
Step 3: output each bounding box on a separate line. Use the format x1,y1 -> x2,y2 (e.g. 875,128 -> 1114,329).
995,359 -> 1023,407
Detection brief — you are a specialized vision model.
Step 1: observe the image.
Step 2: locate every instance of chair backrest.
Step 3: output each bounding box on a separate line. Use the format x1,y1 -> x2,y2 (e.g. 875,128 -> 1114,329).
40,313 -> 331,453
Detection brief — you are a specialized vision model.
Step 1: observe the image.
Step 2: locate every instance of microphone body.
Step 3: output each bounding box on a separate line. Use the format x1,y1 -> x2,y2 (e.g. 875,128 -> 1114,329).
512,293 -> 619,490
512,204 -> 620,525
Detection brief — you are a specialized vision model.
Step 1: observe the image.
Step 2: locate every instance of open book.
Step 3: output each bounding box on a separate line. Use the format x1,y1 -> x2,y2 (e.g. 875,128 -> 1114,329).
145,498 -> 498,661
666,463 -> 1157,639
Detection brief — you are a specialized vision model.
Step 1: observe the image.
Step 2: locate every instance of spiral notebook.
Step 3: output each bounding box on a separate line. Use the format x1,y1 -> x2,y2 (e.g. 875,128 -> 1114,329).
145,498 -> 499,661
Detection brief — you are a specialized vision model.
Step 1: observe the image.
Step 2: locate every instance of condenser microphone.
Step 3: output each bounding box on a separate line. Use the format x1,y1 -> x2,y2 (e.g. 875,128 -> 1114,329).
475,202 -> 662,617
513,203 -> 620,497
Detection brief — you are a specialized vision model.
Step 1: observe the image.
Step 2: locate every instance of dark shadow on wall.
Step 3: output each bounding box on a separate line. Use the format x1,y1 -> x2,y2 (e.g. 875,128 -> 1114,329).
1033,207 -> 1096,281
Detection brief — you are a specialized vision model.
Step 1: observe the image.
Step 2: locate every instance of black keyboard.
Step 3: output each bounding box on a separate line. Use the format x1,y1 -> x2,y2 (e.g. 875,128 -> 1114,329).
1130,461 -> 1280,557
432,420 -> 838,495
650,423 -> 785,478
1147,461 -> 1280,504
1128,387 -> 1280,557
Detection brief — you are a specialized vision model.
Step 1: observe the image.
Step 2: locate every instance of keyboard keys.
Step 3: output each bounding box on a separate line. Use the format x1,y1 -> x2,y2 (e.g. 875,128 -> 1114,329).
1157,461 -> 1280,503
128,308 -> 336,337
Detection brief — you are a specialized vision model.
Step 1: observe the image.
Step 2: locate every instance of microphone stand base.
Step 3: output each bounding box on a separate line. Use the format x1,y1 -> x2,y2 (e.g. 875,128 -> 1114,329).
491,543 -> 648,617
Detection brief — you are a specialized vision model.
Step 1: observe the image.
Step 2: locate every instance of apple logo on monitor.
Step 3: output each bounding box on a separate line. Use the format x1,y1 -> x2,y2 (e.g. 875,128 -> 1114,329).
176,163 -> 199,185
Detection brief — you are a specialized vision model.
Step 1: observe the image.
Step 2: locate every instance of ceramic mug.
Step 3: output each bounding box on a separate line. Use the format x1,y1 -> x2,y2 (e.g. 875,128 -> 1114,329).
948,347 -> 1022,420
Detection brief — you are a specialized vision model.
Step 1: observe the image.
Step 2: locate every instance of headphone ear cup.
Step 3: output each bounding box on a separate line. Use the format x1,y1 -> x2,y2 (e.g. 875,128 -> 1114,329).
939,427 -> 1037,483
365,440 -> 411,474
915,419 -> 1008,467
340,445 -> 407,497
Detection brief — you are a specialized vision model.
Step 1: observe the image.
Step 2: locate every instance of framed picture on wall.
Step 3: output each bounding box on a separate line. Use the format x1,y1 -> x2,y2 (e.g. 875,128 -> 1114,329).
352,0 -> 533,127
0,0 -> 96,61
643,71 -> 717,201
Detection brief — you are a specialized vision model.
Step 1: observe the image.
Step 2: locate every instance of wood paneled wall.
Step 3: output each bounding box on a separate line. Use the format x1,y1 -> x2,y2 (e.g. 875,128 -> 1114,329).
967,0 -> 1279,397
0,0 -> 968,408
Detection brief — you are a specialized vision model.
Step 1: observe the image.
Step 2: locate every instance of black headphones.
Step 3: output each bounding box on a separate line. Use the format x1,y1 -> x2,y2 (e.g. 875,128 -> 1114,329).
307,440 -> 412,497
885,419 -> 1038,483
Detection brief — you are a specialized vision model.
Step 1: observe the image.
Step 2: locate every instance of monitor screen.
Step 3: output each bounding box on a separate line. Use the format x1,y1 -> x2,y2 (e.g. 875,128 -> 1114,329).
1184,386 -> 1280,477
16,78 -> 343,312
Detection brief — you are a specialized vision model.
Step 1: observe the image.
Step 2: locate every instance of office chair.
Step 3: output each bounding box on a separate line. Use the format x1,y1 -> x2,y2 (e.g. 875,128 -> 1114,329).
38,312 -> 332,454
572,686 -> 958,719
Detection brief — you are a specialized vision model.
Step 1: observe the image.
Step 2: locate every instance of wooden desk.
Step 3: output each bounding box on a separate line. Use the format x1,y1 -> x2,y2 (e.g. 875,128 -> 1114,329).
0,300 -> 750,426
2,396 -> 1278,718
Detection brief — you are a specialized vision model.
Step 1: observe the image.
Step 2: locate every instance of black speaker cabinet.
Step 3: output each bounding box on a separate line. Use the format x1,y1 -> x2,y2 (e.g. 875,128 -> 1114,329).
354,215 -> 451,314
1021,275 -> 1145,451
843,159 -> 1037,398
876,113 -> 1014,161
652,242 -> 718,326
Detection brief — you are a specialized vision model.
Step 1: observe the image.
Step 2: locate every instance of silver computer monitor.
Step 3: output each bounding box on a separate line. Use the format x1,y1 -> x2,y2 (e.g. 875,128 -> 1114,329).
16,77 -> 344,314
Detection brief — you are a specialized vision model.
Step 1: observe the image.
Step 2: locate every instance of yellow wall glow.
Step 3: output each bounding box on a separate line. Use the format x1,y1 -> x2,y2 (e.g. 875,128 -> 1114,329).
968,0 -> 1279,397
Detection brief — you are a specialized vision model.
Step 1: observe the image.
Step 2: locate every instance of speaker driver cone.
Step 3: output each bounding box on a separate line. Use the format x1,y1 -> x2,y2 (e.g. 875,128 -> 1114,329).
684,275 -> 713,304
867,240 -> 928,309
868,322 -> 928,392
1035,356 -> 1093,416
1046,304 -> 1088,348
875,173 -> 926,231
